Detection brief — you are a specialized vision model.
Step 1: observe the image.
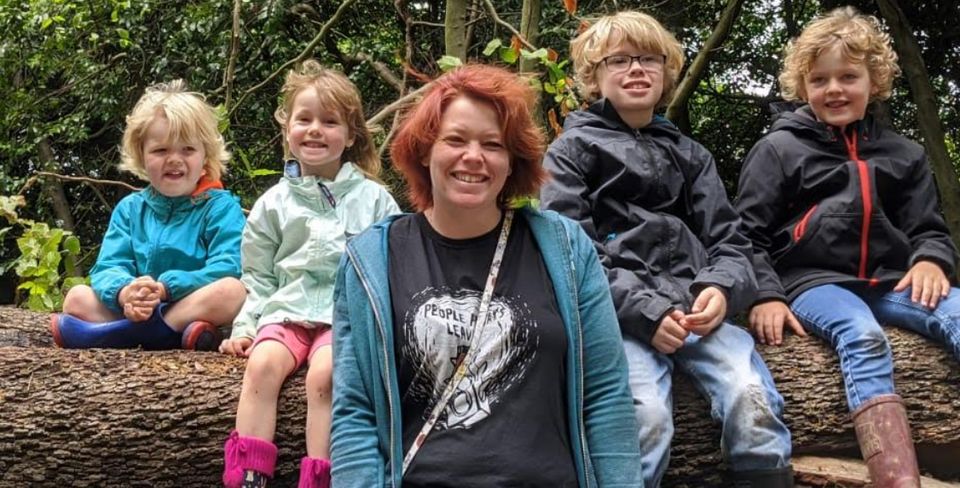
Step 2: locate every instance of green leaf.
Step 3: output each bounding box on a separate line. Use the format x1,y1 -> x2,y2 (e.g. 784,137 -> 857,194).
544,82 -> 557,94
249,168 -> 280,177
520,48 -> 548,60
499,48 -> 518,64
63,235 -> 81,255
482,39 -> 502,57
437,55 -> 462,72
41,17 -> 53,30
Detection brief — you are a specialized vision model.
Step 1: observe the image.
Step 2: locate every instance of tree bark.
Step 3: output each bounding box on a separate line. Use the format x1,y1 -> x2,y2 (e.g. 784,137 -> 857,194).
666,0 -> 746,133
37,139 -> 76,234
518,0 -> 542,74
444,0 -> 468,62
875,0 -> 960,255
1,308 -> 958,486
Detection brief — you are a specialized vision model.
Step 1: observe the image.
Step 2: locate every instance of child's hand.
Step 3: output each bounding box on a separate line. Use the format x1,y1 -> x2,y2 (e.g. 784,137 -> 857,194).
683,286 -> 727,336
651,310 -> 689,354
219,337 -> 254,357
894,260 -> 951,309
119,277 -> 163,321
748,300 -> 807,346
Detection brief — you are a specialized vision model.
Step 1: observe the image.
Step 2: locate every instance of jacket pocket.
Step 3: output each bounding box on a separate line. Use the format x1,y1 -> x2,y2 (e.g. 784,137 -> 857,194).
793,204 -> 818,242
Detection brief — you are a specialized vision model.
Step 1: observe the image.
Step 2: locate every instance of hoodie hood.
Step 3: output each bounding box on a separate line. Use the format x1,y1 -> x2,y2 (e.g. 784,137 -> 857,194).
562,98 -> 682,141
769,103 -> 886,143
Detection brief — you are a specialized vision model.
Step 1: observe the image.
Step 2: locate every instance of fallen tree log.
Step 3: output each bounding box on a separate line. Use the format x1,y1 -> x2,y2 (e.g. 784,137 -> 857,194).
1,307 -> 958,487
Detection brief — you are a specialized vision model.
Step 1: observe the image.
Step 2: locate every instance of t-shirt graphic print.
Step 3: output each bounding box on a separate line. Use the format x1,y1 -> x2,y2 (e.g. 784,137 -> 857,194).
401,287 -> 537,430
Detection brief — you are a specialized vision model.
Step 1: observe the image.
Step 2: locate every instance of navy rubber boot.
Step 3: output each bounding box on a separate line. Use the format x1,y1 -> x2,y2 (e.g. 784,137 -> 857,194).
138,304 -> 185,350
50,313 -> 141,349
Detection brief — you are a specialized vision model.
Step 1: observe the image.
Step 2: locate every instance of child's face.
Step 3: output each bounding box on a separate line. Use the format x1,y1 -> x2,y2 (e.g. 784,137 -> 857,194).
803,45 -> 875,130
286,87 -> 355,180
142,115 -> 206,197
595,41 -> 665,128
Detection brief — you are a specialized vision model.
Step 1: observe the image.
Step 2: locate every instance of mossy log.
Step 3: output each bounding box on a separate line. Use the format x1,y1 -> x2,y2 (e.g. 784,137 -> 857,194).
0,307 -> 958,487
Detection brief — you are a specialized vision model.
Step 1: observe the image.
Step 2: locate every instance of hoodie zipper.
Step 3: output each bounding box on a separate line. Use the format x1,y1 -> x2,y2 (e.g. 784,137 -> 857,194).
793,205 -> 818,242
843,130 -> 872,279
346,246 -> 397,488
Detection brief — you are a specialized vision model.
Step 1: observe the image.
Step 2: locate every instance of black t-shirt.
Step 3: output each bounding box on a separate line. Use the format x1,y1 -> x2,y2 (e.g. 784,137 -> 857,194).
387,212 -> 577,488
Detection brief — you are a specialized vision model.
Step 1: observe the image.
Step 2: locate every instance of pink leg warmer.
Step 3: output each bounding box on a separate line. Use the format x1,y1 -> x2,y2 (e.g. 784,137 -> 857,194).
297,457 -> 331,488
223,430 -> 278,488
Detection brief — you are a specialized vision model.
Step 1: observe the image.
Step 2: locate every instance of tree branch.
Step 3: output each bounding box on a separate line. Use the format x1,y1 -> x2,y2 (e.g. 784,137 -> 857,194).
666,0 -> 746,131
19,172 -> 142,197
368,84 -> 430,127
223,0 -> 242,111
227,0 -> 358,119
481,0 -> 536,51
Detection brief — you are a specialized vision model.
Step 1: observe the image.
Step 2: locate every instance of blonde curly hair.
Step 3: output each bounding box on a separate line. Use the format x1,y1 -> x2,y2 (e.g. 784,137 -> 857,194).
274,59 -> 382,182
780,7 -> 900,102
119,80 -> 230,182
570,11 -> 684,106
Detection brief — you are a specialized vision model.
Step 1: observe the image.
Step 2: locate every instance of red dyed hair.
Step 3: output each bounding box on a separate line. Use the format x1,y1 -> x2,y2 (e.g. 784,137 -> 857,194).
390,64 -> 547,211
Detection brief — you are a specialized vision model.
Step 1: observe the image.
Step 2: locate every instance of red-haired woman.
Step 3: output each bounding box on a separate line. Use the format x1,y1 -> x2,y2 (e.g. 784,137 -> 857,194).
329,64 -> 642,487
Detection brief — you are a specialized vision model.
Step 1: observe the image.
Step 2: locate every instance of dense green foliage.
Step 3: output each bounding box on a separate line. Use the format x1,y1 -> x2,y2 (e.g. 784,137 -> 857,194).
1,0 -> 957,307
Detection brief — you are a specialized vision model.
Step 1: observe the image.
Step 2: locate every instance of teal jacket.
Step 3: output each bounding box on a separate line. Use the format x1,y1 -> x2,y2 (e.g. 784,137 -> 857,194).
331,207 -> 643,487
91,186 -> 245,312
230,162 -> 400,339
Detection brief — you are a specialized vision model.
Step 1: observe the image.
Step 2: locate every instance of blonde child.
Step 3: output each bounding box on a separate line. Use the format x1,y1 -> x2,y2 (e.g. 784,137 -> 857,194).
540,11 -> 794,487
737,8 -> 959,486
51,80 -> 246,351
219,60 -> 400,488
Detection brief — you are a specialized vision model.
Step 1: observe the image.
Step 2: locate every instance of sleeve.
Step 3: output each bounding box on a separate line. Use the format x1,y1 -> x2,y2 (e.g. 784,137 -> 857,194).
330,253 -> 388,486
375,186 -> 402,220
685,145 -> 758,314
230,197 -> 280,340
541,139 -> 674,344
90,198 -> 139,312
735,139 -> 790,303
894,150 -> 958,276
156,193 -> 245,302
570,224 -> 644,487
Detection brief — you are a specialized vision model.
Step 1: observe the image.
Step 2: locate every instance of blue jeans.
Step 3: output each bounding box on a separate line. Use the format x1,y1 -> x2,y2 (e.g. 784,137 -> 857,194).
792,283 -> 960,411
623,323 -> 792,487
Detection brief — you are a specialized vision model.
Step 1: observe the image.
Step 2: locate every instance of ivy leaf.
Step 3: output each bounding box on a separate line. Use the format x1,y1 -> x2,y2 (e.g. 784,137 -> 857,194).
63,235 -> 81,255
482,38 -> 502,57
437,55 -> 462,72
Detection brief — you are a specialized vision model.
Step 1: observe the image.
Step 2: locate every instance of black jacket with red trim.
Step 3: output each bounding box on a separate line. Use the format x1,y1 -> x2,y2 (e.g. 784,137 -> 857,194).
736,104 -> 957,304
541,99 -> 758,344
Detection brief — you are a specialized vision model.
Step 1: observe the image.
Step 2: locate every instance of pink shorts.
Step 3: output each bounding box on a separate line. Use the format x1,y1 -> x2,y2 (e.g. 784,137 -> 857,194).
252,322 -> 333,371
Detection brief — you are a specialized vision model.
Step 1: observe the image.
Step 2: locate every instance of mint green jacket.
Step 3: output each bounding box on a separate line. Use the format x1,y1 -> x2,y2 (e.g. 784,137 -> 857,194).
230,162 -> 400,339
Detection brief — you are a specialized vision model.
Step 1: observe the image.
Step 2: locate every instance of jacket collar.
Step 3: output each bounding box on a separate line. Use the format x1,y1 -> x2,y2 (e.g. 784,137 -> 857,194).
284,161 -> 365,199
142,182 -> 220,217
562,98 -> 681,141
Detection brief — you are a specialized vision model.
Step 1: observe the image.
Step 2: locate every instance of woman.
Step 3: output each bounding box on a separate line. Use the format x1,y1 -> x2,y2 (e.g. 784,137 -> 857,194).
330,64 -> 641,487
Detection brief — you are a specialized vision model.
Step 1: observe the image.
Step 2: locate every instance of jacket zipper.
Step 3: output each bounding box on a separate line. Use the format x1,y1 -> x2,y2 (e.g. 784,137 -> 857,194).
793,204 -> 818,242
556,222 -> 592,488
346,246 -> 397,488
843,130 -> 872,279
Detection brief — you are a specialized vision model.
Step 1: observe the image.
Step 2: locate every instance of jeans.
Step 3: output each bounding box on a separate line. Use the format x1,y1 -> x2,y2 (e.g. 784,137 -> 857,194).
623,323 -> 792,487
792,283 -> 960,411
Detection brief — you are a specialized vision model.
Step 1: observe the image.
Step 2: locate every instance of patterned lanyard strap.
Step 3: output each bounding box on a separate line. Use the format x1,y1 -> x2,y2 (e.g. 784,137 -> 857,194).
401,209 -> 515,475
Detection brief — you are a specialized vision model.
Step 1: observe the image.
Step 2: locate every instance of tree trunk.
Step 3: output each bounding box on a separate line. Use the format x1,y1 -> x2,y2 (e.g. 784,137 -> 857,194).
37,139 -> 76,234
444,0 -> 468,61
875,0 -> 960,255
1,308 -> 958,486
666,0 -> 746,133
518,0 -> 542,74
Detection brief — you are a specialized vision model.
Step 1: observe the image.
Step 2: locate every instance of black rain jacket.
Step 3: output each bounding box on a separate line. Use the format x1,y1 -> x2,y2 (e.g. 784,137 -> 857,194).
736,104 -> 957,303
541,99 -> 757,344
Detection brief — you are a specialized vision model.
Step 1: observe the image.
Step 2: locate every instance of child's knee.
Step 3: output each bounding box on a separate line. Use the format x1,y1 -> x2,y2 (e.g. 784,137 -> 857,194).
62,285 -> 99,315
244,347 -> 291,385
215,277 -> 247,303
305,360 -> 333,400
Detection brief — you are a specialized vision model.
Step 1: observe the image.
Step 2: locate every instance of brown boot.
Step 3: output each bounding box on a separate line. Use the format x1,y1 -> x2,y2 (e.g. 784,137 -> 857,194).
852,394 -> 920,488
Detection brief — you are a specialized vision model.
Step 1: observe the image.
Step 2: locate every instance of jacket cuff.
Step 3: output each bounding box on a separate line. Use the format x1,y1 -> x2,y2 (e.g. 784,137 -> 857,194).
755,289 -> 787,303
620,298 -> 673,345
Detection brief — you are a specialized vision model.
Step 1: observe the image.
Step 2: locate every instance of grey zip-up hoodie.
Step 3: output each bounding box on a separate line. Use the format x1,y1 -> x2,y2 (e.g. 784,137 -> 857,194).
541,99 -> 757,344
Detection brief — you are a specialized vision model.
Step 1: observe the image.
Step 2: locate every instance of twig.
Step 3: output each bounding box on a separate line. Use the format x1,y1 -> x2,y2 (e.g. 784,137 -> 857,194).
223,0 -> 242,110
19,172 -> 142,197
481,0 -> 535,51
368,84 -> 430,127
228,0 -> 358,119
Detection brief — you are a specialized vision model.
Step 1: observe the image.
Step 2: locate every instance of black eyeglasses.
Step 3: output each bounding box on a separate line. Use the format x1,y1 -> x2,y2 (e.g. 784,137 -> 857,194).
601,54 -> 667,73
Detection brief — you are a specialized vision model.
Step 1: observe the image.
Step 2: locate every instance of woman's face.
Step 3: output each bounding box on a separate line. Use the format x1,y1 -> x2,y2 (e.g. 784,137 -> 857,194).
426,96 -> 510,216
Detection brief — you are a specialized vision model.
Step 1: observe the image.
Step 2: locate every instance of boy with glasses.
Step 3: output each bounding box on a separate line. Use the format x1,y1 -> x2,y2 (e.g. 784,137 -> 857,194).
541,11 -> 793,487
